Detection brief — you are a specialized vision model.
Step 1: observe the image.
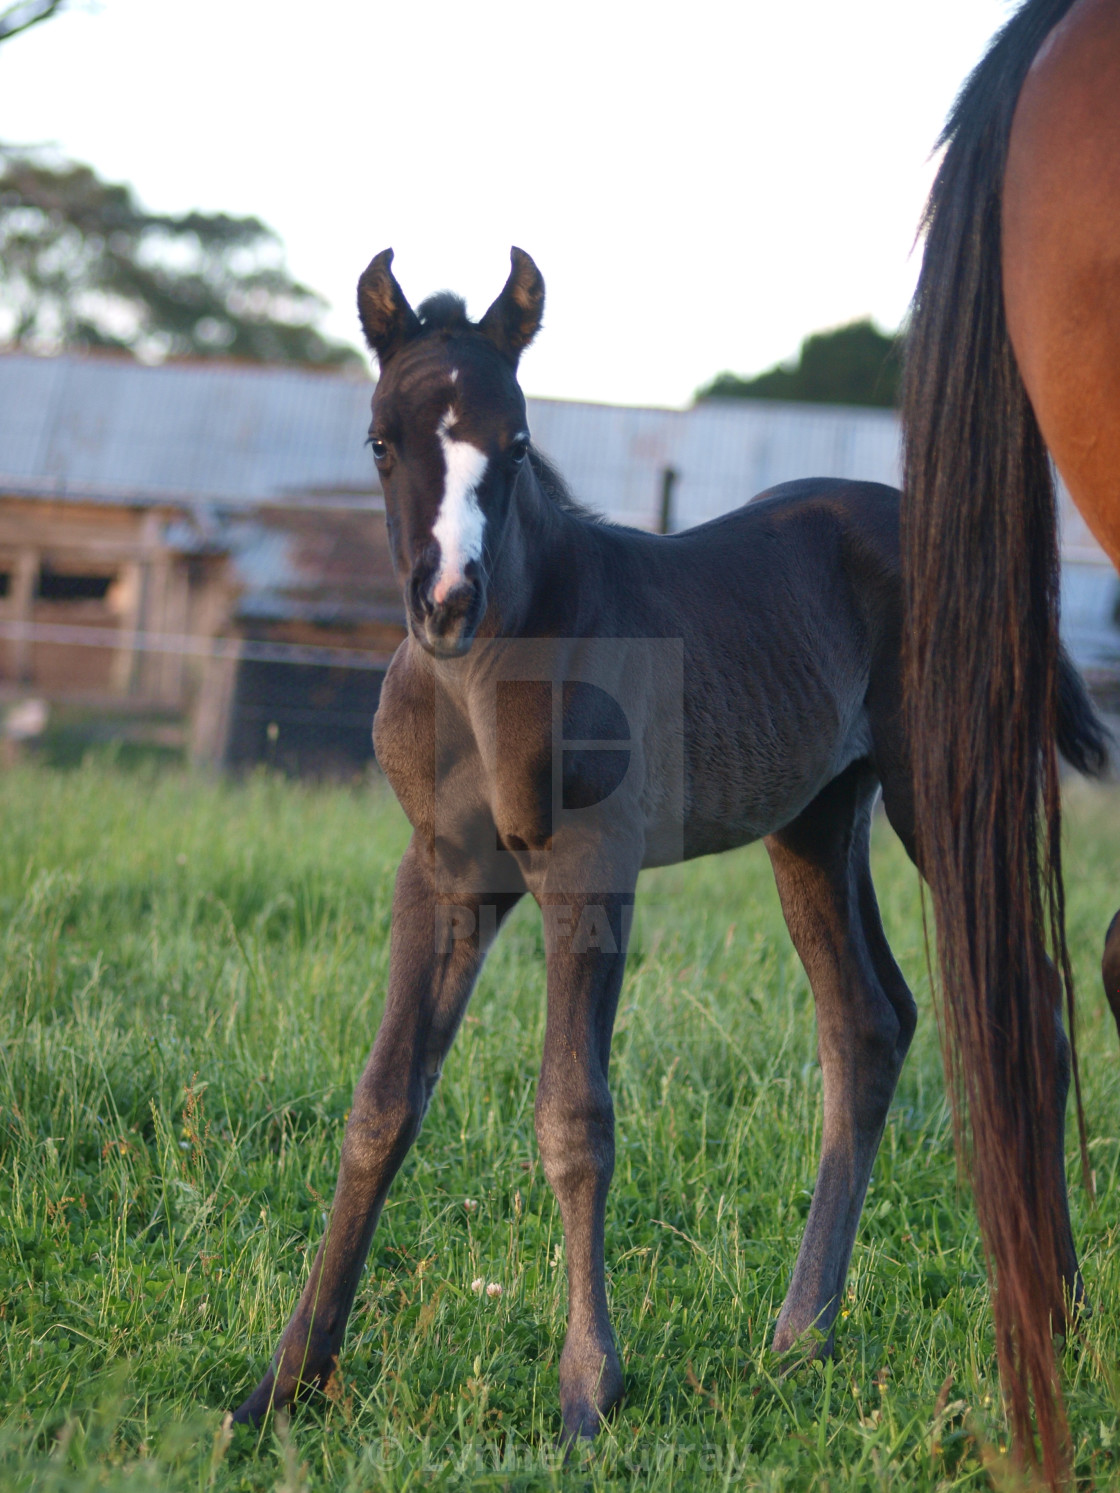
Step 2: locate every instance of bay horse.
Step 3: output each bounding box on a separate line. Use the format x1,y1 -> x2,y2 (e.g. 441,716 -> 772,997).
232,247 -> 1106,1445
903,0 -> 1120,1483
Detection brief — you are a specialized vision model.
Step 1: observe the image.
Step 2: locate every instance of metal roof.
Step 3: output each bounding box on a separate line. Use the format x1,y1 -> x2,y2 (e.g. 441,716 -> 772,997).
0,350 -> 1109,571
0,352 -> 904,524
0,352 -> 378,507
528,396 -> 904,530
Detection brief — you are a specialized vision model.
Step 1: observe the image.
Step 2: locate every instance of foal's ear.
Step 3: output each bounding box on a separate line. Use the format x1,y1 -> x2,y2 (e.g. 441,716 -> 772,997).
357,249 -> 422,364
478,247 -> 545,366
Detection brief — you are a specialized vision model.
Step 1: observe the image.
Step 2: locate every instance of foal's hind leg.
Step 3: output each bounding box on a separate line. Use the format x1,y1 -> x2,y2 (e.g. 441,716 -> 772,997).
766,761 -> 916,1356
1102,908 -> 1120,1042
1048,1003 -> 1084,1324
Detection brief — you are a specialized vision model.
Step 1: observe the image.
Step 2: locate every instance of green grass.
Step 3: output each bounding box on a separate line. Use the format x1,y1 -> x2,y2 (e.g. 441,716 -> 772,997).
1,760 -> 1118,1491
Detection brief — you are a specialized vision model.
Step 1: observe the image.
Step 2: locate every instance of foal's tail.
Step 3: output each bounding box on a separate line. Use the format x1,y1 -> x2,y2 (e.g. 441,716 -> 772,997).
901,0 -> 1090,1484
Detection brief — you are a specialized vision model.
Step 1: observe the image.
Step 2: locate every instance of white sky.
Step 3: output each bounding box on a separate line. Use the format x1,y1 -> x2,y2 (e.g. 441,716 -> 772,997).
0,0 -> 1013,407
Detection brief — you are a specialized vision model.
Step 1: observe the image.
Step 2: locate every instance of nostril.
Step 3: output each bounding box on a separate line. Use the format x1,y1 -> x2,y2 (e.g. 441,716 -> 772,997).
409,574 -> 434,619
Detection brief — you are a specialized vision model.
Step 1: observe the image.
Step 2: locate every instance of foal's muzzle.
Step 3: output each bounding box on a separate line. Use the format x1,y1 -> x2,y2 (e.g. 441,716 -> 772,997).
408,568 -> 485,657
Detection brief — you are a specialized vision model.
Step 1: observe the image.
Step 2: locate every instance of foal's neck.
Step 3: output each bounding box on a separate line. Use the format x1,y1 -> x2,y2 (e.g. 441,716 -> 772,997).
486,455 -> 605,639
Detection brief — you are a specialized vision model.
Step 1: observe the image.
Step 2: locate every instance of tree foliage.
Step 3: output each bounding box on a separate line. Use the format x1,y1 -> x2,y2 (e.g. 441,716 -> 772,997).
696,319 -> 902,408
0,0 -> 66,46
0,151 -> 362,368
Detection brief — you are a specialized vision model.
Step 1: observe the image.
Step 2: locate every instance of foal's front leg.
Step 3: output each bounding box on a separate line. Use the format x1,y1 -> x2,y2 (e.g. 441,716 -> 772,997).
534,890 -> 632,1442
233,837 -> 518,1424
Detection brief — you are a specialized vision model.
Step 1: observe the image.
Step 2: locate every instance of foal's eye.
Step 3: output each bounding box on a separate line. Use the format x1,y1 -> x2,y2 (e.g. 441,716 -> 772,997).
368,436 -> 389,462
509,435 -> 529,464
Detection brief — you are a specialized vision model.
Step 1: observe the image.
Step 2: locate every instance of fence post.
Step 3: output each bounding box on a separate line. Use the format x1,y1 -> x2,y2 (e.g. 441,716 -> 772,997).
657,466 -> 678,535
10,550 -> 38,682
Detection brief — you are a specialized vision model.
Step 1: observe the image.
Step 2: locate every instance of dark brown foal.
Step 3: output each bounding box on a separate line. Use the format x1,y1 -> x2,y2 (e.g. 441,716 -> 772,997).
233,248 -> 1104,1446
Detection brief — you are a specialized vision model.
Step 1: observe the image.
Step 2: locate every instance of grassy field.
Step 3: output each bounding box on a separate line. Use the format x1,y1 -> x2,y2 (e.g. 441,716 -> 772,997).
1,760 -> 1118,1492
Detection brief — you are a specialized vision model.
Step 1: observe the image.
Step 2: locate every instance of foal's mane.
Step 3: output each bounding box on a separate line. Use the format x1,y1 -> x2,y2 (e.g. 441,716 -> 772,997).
416,292 -> 470,329
414,290 -> 603,525
527,446 -> 604,523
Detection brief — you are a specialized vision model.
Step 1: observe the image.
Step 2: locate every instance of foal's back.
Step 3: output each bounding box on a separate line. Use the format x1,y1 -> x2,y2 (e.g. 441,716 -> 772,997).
580,477 -> 906,859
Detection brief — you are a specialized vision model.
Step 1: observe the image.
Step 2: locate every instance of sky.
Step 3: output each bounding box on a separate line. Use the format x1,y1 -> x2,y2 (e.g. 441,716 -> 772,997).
0,0 -> 1015,408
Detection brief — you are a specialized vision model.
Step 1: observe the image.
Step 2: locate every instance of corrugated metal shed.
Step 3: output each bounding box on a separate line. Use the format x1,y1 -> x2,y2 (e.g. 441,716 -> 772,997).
528,397 -> 903,530
0,354 -> 409,776
0,346 -> 1112,572
223,505 -> 402,627
0,352 -> 378,507
0,353 -> 905,524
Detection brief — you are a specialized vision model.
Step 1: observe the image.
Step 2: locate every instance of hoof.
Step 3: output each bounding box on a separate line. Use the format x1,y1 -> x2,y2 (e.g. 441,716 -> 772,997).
559,1407 -> 605,1449
771,1316 -> 834,1364
558,1345 -> 623,1448
231,1362 -> 315,1428
1058,1273 -> 1091,1341
233,1334 -> 339,1427
231,1370 -> 281,1428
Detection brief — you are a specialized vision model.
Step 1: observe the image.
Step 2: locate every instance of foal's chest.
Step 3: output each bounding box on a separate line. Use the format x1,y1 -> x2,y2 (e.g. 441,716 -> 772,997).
374,645 -> 659,861
372,652 -> 439,832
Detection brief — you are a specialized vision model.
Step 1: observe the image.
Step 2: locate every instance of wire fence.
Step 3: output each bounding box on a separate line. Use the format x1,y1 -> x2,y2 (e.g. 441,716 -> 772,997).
0,618 -> 396,671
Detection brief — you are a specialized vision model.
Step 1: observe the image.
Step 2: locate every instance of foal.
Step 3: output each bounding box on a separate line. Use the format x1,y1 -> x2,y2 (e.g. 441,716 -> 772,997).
233,249 -> 1101,1441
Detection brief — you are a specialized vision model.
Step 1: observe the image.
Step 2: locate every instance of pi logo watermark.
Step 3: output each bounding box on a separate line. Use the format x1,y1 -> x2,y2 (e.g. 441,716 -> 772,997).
432,637 -> 684,906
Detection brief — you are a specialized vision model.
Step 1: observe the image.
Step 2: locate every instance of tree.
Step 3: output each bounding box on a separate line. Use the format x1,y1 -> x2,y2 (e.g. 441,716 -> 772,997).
0,0 -> 66,46
696,319 -> 902,408
0,150 -> 363,368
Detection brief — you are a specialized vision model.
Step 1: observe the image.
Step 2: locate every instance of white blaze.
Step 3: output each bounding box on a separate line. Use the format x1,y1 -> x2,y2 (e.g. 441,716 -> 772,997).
432,406 -> 487,605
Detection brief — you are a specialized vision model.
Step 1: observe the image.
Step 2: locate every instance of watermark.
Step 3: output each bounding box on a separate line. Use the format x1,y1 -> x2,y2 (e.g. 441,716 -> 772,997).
435,899 -> 637,955
432,637 -> 685,903
351,1437 -> 759,1479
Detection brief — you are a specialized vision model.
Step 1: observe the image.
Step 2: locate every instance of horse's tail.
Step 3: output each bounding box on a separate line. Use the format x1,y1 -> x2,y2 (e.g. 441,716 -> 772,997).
901,0 -> 1086,1483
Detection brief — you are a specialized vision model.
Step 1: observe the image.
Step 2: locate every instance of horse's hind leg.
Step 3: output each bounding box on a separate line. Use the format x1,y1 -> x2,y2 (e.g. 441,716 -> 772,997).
1102,908 -> 1120,1042
766,760 -> 916,1356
